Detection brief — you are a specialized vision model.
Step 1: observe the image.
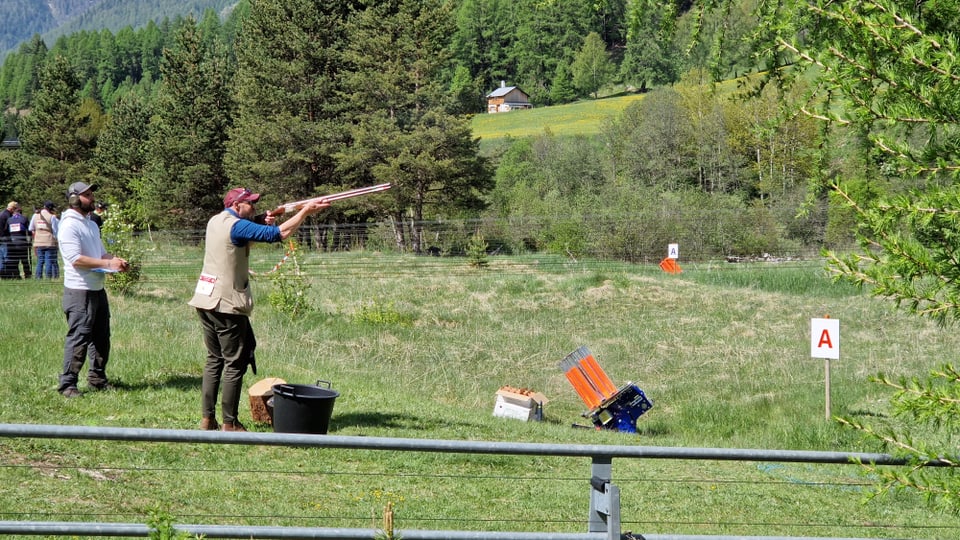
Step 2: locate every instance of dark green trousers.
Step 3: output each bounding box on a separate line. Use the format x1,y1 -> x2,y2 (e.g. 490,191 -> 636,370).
196,309 -> 256,424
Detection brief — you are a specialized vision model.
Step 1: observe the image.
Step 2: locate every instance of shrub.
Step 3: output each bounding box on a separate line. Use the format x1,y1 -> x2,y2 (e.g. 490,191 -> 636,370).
100,203 -> 145,295
262,241 -> 313,319
466,231 -> 489,268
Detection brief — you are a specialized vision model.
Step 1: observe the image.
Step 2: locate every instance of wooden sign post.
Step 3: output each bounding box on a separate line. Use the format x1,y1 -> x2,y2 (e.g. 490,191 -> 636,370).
810,317 -> 840,420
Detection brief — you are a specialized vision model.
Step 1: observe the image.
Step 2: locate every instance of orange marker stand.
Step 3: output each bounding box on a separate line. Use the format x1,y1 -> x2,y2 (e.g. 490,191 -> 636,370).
659,257 -> 682,274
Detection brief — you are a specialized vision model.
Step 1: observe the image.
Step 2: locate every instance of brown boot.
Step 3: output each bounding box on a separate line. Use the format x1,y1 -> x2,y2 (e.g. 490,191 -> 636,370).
200,417 -> 219,430
222,421 -> 247,432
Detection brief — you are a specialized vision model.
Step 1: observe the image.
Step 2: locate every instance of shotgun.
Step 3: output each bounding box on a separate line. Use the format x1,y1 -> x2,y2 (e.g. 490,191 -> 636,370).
269,183 -> 392,215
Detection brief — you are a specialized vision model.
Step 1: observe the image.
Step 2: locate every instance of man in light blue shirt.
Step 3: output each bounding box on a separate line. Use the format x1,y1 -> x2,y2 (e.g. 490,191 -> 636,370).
56,181 -> 129,398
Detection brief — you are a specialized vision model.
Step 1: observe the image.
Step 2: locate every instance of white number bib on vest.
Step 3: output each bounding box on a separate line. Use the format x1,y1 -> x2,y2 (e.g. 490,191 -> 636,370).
194,272 -> 217,296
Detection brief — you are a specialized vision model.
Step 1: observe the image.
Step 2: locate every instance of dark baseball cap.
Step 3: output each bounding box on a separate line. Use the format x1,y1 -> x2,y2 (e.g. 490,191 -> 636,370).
67,182 -> 97,196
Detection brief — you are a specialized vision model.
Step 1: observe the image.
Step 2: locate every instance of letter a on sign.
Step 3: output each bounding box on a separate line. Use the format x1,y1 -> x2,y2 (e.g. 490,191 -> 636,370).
810,318 -> 840,359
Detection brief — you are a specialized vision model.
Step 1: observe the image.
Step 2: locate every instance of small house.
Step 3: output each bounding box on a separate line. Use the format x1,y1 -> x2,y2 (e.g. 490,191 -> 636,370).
486,81 -> 532,113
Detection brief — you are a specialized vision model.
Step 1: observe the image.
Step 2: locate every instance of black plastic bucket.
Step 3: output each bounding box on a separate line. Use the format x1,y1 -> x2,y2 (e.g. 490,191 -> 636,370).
271,380 -> 339,434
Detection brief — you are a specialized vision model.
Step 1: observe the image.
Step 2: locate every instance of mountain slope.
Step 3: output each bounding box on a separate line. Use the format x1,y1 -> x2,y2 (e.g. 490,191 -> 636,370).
1,0 -> 58,55
1,0 -> 238,58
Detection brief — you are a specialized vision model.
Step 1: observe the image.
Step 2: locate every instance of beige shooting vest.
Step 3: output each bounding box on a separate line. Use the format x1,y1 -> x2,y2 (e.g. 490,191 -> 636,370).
188,211 -> 254,315
33,209 -> 57,248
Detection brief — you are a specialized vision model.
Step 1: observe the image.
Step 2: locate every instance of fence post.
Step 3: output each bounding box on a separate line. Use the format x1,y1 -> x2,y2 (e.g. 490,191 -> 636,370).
588,456 -> 621,539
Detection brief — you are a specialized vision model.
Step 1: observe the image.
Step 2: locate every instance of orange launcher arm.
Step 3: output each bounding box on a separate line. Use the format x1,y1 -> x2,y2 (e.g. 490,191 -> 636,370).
564,367 -> 603,409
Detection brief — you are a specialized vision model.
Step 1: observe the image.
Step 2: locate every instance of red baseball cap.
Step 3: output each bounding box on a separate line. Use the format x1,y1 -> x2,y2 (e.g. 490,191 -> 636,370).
223,187 -> 261,208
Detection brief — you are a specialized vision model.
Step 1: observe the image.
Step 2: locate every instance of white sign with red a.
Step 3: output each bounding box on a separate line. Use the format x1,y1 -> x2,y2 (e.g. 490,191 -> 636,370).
811,318 -> 840,359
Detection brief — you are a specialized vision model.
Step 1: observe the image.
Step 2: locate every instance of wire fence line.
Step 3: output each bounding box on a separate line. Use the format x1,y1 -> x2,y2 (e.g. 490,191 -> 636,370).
0,212 -> 841,287
121,210 -> 838,263
0,424 -> 955,539
14,212 -> 836,284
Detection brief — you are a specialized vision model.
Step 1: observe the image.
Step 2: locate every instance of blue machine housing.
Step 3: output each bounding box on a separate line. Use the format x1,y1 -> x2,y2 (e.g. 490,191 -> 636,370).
584,383 -> 653,433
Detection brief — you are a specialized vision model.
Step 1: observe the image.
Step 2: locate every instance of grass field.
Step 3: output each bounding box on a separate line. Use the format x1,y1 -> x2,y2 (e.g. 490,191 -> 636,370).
470,93 -> 647,154
469,77 -> 747,154
1,245 -> 959,538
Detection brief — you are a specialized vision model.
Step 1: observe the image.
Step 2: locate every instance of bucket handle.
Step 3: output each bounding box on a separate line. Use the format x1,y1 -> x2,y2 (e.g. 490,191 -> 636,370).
273,381 -> 333,399
273,384 -> 295,398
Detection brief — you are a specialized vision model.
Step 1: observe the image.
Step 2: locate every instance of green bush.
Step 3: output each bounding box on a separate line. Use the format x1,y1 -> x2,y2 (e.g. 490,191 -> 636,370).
100,203 -> 145,295
352,300 -> 415,326
261,241 -> 313,319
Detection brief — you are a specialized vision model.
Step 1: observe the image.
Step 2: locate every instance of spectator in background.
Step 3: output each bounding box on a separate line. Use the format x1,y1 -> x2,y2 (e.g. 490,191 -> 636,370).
30,200 -> 59,279
90,201 -> 106,233
0,201 -> 14,273
2,202 -> 30,279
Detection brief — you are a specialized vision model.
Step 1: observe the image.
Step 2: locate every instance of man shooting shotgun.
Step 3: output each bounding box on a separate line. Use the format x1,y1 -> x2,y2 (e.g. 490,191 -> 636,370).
188,182 -> 391,431
266,183 -> 392,216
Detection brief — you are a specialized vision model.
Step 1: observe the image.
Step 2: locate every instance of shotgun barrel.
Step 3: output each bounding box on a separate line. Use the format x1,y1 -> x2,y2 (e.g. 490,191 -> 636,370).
276,183 -> 392,213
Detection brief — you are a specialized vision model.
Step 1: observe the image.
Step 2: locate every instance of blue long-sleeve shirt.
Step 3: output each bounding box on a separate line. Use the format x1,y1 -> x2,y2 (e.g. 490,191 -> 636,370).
227,209 -> 283,246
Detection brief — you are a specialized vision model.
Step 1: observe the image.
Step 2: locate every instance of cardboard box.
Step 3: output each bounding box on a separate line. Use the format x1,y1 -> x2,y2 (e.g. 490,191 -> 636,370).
493,386 -> 548,422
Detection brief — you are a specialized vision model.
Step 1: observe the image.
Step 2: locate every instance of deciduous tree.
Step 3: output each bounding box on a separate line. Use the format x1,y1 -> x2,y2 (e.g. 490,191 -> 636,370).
570,32 -> 614,99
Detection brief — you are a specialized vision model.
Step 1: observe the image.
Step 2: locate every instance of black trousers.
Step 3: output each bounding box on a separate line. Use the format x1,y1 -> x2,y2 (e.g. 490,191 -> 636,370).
59,288 -> 110,391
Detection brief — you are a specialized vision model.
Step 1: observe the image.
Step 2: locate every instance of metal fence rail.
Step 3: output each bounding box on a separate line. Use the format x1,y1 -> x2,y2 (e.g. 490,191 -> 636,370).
0,522 -> 895,540
0,423 -> 918,540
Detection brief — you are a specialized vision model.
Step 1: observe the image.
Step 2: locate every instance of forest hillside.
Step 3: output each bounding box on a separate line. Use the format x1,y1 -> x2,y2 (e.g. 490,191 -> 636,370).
0,1 -> 956,270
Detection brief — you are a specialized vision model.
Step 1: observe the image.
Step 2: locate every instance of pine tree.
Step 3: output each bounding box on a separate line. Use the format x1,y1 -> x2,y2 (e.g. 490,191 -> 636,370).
94,91 -> 153,210
338,0 -> 492,253
619,0 -> 679,92
2,35 -> 47,110
548,62 -> 577,105
140,16 -> 234,230
450,0 -> 517,101
225,0 -> 362,205
16,53 -> 96,204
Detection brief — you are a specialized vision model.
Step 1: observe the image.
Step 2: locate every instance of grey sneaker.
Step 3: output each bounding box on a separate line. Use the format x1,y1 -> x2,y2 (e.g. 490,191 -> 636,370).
61,387 -> 82,399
